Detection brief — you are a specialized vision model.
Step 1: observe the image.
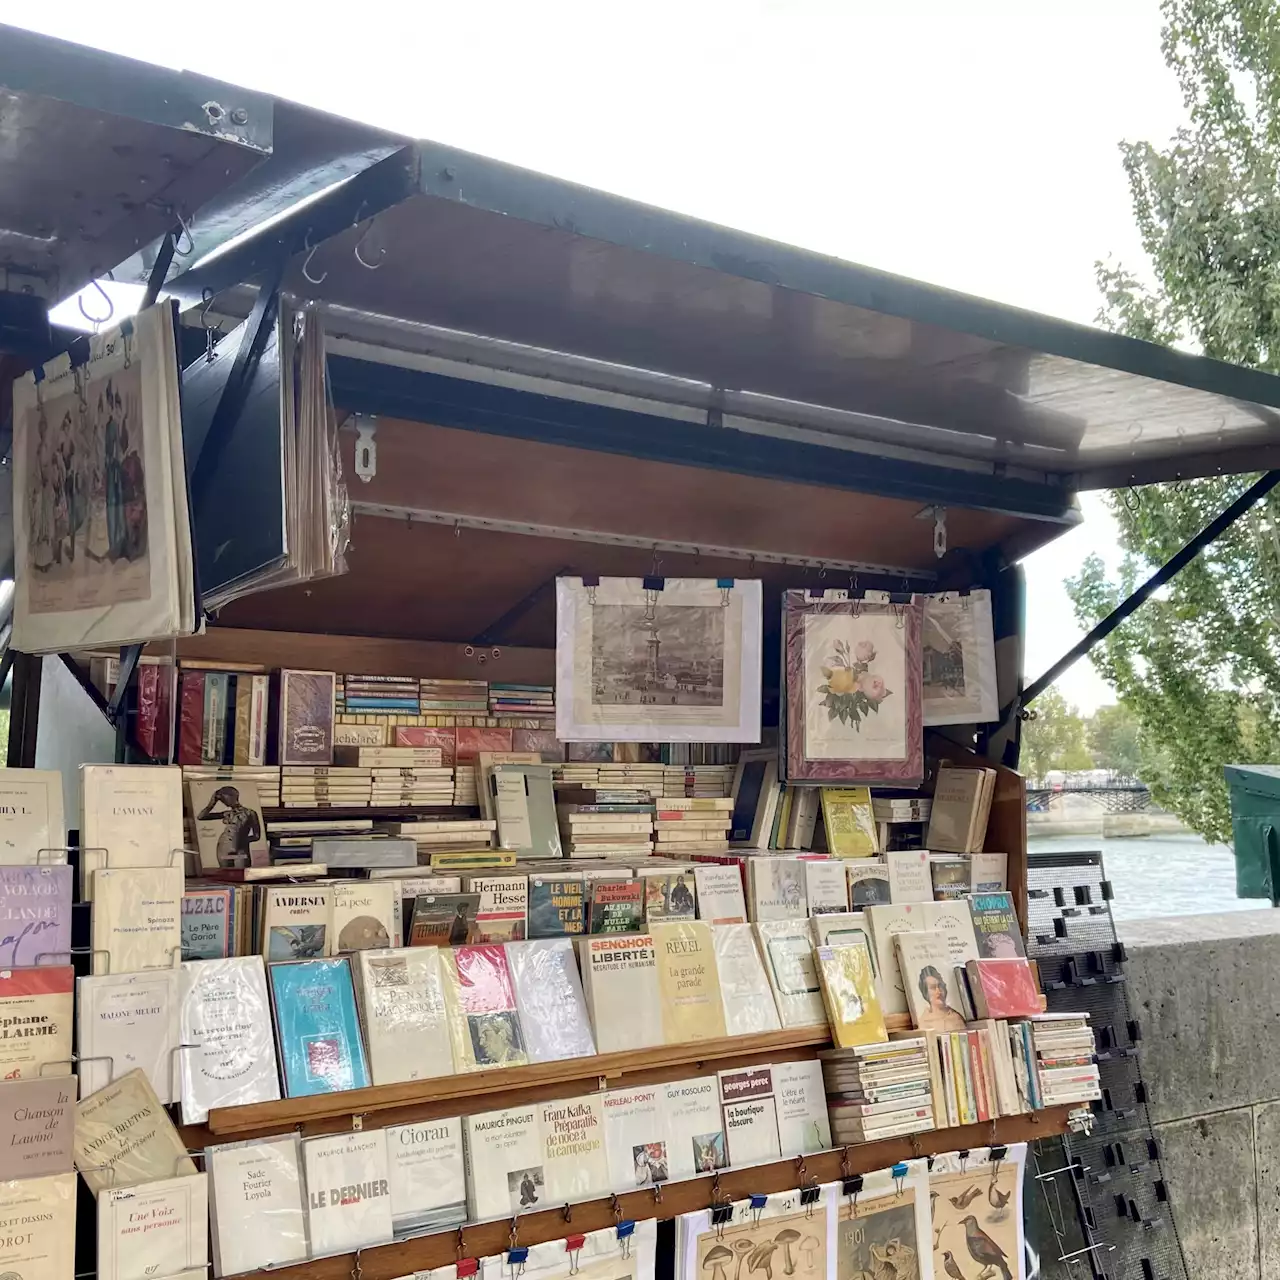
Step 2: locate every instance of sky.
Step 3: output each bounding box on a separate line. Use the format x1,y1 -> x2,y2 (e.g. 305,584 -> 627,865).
14,0 -> 1188,710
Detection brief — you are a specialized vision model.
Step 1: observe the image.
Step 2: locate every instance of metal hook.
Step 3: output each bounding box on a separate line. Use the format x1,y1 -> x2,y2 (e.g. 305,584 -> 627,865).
351,1248 -> 364,1280
200,287 -> 217,362
172,210 -> 196,257
353,223 -> 386,270
301,231 -> 328,285
78,276 -> 114,329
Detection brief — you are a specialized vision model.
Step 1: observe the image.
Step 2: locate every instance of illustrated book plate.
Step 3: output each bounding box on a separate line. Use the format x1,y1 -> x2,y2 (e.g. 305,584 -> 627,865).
922,589 -> 998,726
783,590 -> 923,784
556,577 -> 762,743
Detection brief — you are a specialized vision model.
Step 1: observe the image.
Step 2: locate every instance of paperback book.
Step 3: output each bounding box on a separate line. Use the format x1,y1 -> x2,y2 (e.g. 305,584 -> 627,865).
587,879 -> 644,933
0,1076 -> 75,1179
303,1130 -> 395,1255
352,948 -> 455,1085
0,769 -> 65,866
440,945 -> 529,1071
0,965 -> 74,1079
651,920 -> 726,1043
662,1075 -> 725,1179
711,923 -> 782,1035
77,968 -> 179,1103
577,934 -> 664,1053
261,885 -> 333,961
773,1059 -> 831,1156
540,1093 -> 610,1203
98,1172 -> 208,1280
507,938 -> 596,1062
0,864 -> 72,967
385,1118 -> 467,1235
602,1085 -> 668,1189
0,1171 -> 75,1279
208,1134 -> 308,1275
755,919 -> 827,1027
90,866 -> 183,974
80,764 -> 185,896
463,1104 -> 545,1220
718,1066 -> 781,1167
269,957 -> 370,1096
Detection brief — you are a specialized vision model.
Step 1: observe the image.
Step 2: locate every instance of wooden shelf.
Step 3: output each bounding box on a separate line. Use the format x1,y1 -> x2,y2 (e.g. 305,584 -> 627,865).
223,1107 -> 1073,1280
198,1026 -> 832,1140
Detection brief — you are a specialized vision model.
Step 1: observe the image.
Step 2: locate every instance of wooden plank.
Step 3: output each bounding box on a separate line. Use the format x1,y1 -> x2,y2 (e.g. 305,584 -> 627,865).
219,1107 -> 1072,1280
202,1027 -> 832,1138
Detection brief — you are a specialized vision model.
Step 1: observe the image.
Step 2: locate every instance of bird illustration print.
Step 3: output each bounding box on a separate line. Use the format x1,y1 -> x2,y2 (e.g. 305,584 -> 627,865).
987,1181 -> 1011,1210
959,1215 -> 1012,1280
947,1186 -> 983,1210
942,1250 -> 969,1280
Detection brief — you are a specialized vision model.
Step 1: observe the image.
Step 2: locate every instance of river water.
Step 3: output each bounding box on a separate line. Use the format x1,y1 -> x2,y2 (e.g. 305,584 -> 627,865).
1027,831 -> 1263,927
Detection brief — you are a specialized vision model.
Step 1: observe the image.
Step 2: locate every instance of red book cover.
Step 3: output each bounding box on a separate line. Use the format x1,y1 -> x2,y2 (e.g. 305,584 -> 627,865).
968,957 -> 1041,1019
393,726 -> 457,766
455,728 -> 513,762
177,671 -> 205,765
967,1030 -> 990,1122
450,944 -> 517,1013
0,966 -> 74,998
136,663 -> 173,761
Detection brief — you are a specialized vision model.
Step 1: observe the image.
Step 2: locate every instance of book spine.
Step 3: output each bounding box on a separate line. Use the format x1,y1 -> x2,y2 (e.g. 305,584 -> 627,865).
232,676 -> 251,766
249,675 -> 269,767
178,671 -> 205,765
135,663 -> 169,761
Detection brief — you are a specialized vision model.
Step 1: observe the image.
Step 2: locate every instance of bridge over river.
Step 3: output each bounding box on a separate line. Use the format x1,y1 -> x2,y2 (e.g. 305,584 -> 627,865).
1026,781 -> 1153,814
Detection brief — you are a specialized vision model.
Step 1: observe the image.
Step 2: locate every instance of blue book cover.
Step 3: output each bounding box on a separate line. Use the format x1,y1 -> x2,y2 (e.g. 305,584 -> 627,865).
269,957 -> 370,1097
527,878 -> 584,939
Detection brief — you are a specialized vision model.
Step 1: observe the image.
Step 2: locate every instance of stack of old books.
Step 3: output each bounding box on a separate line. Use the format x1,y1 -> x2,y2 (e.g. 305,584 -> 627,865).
453,765 -> 479,806
266,815 -> 375,860
555,762 -> 605,789
419,678 -> 489,717
661,764 -> 735,798
489,683 -> 555,725
555,789 -> 654,860
182,764 -> 281,808
595,762 -> 665,798
279,766 -> 371,808
379,817 -> 498,856
653,796 -> 733,853
339,673 -> 420,717
1020,1013 -> 1100,1110
336,745 -> 454,806
821,1038 -> 937,1144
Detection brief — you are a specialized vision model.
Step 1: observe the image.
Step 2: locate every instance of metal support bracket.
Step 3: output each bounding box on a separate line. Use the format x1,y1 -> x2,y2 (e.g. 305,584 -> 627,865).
353,414 -> 377,482
916,504 -> 948,558
140,230 -> 177,311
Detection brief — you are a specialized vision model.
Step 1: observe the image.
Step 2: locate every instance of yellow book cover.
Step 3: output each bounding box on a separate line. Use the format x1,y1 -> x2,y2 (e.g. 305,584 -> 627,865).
820,788 -> 878,857
650,921 -> 727,1044
429,850 -> 517,870
814,943 -> 886,1048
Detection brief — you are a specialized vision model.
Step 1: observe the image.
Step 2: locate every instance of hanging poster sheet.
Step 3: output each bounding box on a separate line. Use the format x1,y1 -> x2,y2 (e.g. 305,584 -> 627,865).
921,592 -> 998,727
783,591 -> 923,785
835,1161 -> 933,1280
12,302 -> 196,652
480,1219 -> 657,1280
929,1144 -> 1026,1280
557,577 -> 762,743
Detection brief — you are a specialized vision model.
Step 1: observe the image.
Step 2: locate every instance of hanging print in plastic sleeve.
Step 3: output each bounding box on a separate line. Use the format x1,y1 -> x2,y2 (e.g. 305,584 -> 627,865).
921,591 -> 998,727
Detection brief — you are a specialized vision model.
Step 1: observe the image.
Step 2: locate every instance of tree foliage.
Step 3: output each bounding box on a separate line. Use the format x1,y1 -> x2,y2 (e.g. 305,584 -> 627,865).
1088,702 -> 1144,779
1020,689 -> 1094,782
1067,0 -> 1280,844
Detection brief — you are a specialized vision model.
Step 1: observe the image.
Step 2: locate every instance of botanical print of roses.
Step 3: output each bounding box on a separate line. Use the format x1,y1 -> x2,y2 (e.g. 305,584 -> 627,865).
817,637 -> 891,729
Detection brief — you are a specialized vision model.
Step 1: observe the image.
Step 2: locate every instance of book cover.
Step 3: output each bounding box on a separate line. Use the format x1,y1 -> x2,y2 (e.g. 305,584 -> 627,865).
0,769 -> 64,866
847,859 -> 891,908
90,866 -> 183,975
866,902 -> 930,1015
261,886 -> 333,961
643,871 -> 697,923
80,765 -> 185,898
303,1130 -> 394,1255
803,859 -> 849,914
577,934 -> 664,1053
748,856 -> 806,921
661,1075 -> 725,1180
0,1171 -> 74,1279
651,920 -> 727,1043
468,875 -> 529,943
0,965 -> 73,1080
528,876 -> 585,939
717,1066 -> 781,1167
773,1059 -> 831,1156
385,1118 -> 467,1235
507,938 -> 596,1062
930,856 -> 971,900
352,948 -> 454,1085
463,1104 -> 544,1220
408,893 -> 481,946
894,929 -> 968,1033
332,882 -> 396,953
0,1076 -> 74,1179
269,957 -> 370,1096
76,969 -> 179,1103
181,886 -> 233,960
601,1086 -> 668,1190
692,864 -> 747,924
73,1068 -> 195,1195
0,864 -> 72,968
540,1093 -> 610,1203
178,956 -> 281,1125
926,767 -> 986,853
969,892 -> 1027,958
587,879 -> 644,933
232,675 -> 253,766
98,1171 -> 207,1280
815,943 -> 886,1047
811,911 -> 875,967
208,1134 -> 308,1275
886,849 -> 933,903
277,669 -> 337,766
754,920 -> 826,1027
922,900 -> 982,970
204,672 -> 230,764
711,923 -> 781,1035
440,945 -> 528,1071
820,787 -> 877,857
490,765 -> 562,859
967,958 -> 1042,1019
188,778 -> 268,871
177,672 -> 205,766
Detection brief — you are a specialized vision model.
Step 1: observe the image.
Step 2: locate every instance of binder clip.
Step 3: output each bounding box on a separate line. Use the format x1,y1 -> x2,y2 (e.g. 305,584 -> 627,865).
506,1226 -> 528,1280
799,1183 -> 822,1216
957,1149 -> 970,1174
565,1234 -> 586,1276
891,1163 -> 909,1196
989,1145 -> 1008,1184
456,1227 -> 478,1279
717,578 -> 734,606
841,1173 -> 863,1212
616,1219 -> 635,1259
749,1193 -> 768,1226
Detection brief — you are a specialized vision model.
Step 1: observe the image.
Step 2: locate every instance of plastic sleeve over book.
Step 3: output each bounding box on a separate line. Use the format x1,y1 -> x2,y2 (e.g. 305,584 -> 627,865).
507,939 -> 596,1063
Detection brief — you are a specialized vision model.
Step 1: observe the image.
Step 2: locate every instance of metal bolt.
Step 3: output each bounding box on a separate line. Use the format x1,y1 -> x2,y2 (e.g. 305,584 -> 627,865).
230,107 -> 249,126
441,167 -> 455,181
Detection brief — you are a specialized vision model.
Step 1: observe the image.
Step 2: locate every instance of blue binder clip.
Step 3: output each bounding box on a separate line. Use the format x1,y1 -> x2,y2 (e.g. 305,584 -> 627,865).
641,576 -> 665,592
716,578 -> 736,588
616,1218 -> 635,1258
749,1193 -> 767,1224
891,1162 -> 909,1195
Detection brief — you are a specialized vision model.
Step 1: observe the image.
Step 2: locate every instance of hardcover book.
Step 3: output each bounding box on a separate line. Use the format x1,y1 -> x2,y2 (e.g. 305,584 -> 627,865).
587,879 -> 644,933
181,886 -> 234,960
601,1085 -> 668,1189
0,864 -> 72,968
718,1066 -> 781,1167
269,957 -> 370,1096
97,1172 -> 207,1280
90,866 -> 183,975
440,945 -> 529,1071
277,669 -> 337,766
332,882 -> 396,953
385,1118 -> 467,1235
80,765 -> 185,898
178,956 -> 281,1124
208,1134 -> 308,1275
73,1068 -> 195,1194
352,948 -> 455,1085
577,934 -> 665,1053
261,885 -> 333,961
692,864 -> 747,925
651,920 -> 726,1043
772,1059 -> 831,1156
754,919 -> 827,1027
814,943 -> 886,1047
76,969 -> 179,1103
0,769 -> 65,866
507,938 -> 596,1062
0,1076 -> 75,1179
463,1104 -> 545,1220
540,1093 -> 610,1203
303,1130 -> 395,1255
711,923 -> 781,1035
0,1171 -> 75,1280
0,965 -> 74,1079
662,1075 -> 725,1180
528,876 -> 585,938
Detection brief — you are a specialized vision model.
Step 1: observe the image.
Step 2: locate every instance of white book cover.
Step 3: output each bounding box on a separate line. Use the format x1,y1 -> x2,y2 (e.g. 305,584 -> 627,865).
385,1118 -> 466,1235
576,934 -> 664,1053
90,866 -> 183,975
711,924 -> 781,1035
772,1059 -> 832,1156
332,882 -> 396,952
463,1104 -> 545,1221
866,902 -> 931,1015
601,1085 -> 669,1190
261,885 -> 333,961
692,864 -> 747,924
0,769 -> 65,865
77,969 -> 178,1103
970,851 -> 1008,892
718,1066 -> 781,1168
802,860 -> 849,914
754,919 -> 826,1027
98,1172 -> 207,1280
507,939 -> 596,1062
353,948 -> 454,1085
80,765 -> 184,896
540,1093 -> 610,1203
178,956 -> 281,1124
922,900 -> 981,970
886,849 -> 933,903
748,856 -> 806,921
303,1130 -> 395,1256
208,1134 -> 308,1275
662,1075 -> 725,1180
0,1170 -> 74,1280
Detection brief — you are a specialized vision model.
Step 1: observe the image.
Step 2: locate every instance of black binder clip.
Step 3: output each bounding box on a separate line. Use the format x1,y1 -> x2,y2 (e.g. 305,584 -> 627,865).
841,1173 -> 863,1210
799,1185 -> 823,1208
749,1193 -> 768,1225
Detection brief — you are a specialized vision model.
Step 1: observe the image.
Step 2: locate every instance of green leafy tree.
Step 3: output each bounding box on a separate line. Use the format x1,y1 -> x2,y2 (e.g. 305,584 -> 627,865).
1087,703 -> 1144,779
1021,688 -> 1094,782
1068,0 -> 1280,843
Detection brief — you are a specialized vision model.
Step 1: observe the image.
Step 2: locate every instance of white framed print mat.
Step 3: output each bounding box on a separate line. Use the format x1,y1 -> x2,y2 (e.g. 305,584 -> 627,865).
12,302 -> 195,653
922,590 -> 998,726
556,577 -> 762,743
783,590 -> 923,785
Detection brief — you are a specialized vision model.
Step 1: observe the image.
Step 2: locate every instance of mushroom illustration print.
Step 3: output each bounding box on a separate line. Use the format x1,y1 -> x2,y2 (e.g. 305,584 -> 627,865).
704,1245 -> 734,1280
798,1236 -> 819,1272
747,1239 -> 779,1280
774,1228 -> 801,1276
731,1238 -> 756,1280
